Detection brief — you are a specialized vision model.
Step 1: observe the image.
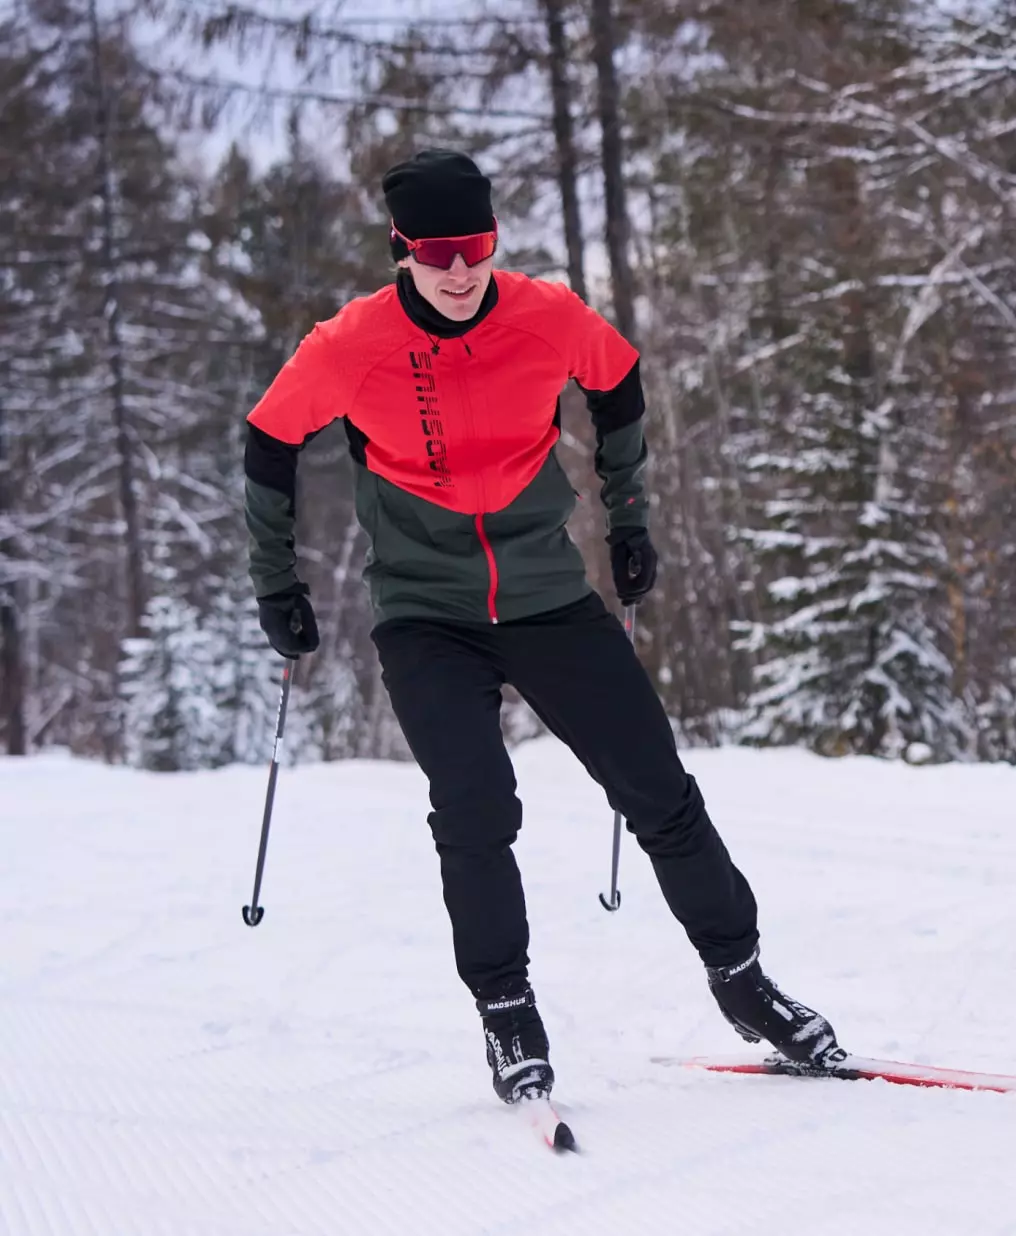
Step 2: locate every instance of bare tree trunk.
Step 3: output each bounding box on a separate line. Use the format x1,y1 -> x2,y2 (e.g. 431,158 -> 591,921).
359,659 -> 387,759
589,0 -> 636,343
541,0 -> 587,301
940,378 -> 968,698
539,1 -> 607,591
88,0 -> 145,638
0,597 -> 26,755
0,397 -> 26,755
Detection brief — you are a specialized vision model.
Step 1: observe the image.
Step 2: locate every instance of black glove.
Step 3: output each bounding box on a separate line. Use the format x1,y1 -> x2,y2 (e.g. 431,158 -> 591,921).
607,527 -> 658,605
256,581 -> 320,658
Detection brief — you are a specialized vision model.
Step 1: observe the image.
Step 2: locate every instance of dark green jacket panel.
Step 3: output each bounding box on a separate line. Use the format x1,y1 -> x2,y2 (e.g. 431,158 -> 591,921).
578,357 -> 650,533
355,467 -> 492,623
483,449 -> 591,622
245,476 -> 299,598
246,420 -> 642,619
355,448 -> 591,624
597,419 -> 650,533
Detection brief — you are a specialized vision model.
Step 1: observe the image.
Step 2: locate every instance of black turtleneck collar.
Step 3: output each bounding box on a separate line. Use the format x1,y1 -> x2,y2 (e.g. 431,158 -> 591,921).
396,268 -> 499,340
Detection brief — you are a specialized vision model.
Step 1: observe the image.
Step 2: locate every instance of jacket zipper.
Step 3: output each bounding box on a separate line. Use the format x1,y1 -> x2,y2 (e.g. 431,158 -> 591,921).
455,355 -> 497,623
475,514 -> 499,624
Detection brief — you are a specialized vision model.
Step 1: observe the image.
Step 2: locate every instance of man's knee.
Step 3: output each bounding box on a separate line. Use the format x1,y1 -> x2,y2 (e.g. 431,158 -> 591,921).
429,786 -> 523,853
626,773 -> 711,853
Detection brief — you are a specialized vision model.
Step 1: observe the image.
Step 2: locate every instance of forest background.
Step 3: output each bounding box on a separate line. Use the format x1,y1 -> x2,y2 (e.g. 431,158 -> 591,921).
2,0 -> 1014,769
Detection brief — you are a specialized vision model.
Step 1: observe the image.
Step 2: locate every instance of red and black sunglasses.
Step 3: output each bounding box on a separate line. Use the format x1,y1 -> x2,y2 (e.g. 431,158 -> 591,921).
391,219 -> 498,270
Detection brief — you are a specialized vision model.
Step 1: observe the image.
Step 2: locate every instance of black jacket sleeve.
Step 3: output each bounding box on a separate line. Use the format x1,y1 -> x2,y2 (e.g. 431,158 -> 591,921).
244,424 -> 311,598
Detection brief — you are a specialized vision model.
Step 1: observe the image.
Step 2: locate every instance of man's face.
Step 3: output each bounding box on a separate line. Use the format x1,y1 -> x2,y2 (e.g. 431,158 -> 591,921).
400,252 -> 494,321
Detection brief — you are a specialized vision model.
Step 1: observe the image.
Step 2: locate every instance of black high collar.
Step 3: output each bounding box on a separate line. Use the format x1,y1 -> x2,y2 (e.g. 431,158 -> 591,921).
396,268 -> 499,339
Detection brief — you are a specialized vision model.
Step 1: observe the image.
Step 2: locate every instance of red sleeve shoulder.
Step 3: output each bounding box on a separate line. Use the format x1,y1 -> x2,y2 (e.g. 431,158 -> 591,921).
246,287 -> 401,445
247,315 -> 348,445
533,279 -> 639,392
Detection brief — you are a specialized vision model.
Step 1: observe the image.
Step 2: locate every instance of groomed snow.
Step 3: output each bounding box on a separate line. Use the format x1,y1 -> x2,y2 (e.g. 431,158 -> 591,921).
2,741 -> 1014,1235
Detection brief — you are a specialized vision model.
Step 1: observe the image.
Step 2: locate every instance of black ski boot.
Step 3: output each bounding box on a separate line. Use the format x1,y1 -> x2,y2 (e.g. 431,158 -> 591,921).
476,987 -> 554,1104
707,946 -> 844,1067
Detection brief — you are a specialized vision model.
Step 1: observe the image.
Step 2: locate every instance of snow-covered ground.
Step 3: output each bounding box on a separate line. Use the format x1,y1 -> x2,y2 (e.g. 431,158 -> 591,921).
2,740 -> 1014,1235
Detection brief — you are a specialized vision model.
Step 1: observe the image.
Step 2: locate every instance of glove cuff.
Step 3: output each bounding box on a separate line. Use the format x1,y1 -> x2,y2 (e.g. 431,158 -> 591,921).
606,526 -> 648,547
257,580 -> 310,603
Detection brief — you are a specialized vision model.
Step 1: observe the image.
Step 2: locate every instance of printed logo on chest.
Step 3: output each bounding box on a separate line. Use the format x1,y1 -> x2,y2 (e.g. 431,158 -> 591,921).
409,350 -> 453,489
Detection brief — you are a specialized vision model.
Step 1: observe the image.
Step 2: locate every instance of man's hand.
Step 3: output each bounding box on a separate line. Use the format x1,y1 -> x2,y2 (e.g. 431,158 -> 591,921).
256,582 -> 320,658
607,527 -> 658,605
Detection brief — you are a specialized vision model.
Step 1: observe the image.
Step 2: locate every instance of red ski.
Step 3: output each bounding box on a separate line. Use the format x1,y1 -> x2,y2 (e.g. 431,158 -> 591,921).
651,1053 -> 1016,1094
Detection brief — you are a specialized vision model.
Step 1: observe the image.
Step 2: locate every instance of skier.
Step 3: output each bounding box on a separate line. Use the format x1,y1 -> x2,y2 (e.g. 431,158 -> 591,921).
244,149 -> 842,1105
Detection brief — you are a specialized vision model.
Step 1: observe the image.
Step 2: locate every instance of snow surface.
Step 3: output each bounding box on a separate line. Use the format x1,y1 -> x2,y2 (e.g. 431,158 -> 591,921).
2,741 -> 1014,1235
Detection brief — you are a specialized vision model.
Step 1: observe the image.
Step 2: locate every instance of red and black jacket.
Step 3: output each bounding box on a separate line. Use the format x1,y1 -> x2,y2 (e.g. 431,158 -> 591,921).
245,270 -> 649,624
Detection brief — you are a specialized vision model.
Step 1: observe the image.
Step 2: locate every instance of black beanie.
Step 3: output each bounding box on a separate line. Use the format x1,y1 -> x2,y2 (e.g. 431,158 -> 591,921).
382,150 -> 494,256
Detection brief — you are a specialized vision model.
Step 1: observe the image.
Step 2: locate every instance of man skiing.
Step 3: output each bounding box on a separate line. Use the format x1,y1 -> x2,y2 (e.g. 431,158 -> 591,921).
244,149 -> 842,1106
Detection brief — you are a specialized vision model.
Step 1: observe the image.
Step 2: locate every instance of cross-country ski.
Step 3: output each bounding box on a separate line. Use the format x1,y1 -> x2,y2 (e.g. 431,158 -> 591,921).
651,1053 -> 1016,1094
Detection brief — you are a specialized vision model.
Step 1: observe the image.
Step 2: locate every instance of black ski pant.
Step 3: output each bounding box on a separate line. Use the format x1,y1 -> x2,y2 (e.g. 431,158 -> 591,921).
371,592 -> 759,1001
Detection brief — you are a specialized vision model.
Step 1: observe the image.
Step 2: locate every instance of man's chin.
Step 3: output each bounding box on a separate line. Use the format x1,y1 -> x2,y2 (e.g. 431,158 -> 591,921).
438,290 -> 481,318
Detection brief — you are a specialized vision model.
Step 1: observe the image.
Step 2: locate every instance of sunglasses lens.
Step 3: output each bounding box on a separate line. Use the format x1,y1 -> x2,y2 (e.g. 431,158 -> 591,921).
412,232 -> 497,269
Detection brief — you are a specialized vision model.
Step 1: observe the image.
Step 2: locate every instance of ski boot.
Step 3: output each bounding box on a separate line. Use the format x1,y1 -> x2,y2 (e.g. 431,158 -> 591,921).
476,987 -> 554,1103
707,946 -> 844,1067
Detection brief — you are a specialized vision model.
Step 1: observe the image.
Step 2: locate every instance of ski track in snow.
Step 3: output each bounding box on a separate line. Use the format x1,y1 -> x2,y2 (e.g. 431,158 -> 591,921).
1,744 -> 1014,1235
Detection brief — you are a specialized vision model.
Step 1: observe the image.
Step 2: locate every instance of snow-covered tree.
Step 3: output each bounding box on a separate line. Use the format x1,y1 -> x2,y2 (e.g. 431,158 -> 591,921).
120,594 -> 222,771
120,579 -> 320,772
202,578 -> 293,768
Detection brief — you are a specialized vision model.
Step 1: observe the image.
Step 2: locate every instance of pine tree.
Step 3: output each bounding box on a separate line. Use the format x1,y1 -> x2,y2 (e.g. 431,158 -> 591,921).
203,134 -> 388,761
202,575 -> 288,768
733,4 -> 972,758
120,577 -> 318,772
2,0 -> 269,758
120,593 -> 222,771
0,8 -> 102,754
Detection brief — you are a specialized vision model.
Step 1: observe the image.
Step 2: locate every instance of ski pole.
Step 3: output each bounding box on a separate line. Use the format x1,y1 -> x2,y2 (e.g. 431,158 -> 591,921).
599,602 -> 637,912
242,656 -> 296,927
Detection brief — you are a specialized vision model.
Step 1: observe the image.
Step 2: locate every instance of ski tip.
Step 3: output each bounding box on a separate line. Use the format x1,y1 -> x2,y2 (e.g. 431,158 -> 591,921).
519,1094 -> 579,1151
